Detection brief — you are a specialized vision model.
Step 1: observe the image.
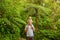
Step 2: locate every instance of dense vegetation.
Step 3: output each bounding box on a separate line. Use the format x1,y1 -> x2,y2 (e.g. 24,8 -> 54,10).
0,0 -> 60,40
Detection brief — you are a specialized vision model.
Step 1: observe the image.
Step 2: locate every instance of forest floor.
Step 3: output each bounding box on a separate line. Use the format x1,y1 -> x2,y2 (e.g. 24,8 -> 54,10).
19,37 -> 26,40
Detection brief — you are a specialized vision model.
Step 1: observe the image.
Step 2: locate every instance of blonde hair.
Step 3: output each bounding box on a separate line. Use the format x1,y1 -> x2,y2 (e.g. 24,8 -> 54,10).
28,16 -> 32,19
27,16 -> 33,23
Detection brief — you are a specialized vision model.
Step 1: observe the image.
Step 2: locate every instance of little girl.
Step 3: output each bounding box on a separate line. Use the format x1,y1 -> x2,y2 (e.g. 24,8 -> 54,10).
25,17 -> 35,40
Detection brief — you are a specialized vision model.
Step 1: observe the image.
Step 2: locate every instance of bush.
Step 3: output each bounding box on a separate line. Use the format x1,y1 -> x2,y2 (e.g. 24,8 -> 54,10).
34,30 -> 60,40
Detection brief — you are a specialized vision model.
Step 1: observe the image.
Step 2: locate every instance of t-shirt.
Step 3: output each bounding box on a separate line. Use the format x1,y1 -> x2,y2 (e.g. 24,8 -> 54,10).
25,24 -> 34,37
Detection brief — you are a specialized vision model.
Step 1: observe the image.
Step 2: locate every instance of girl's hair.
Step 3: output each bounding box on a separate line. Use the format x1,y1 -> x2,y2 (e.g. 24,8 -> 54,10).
27,16 -> 32,19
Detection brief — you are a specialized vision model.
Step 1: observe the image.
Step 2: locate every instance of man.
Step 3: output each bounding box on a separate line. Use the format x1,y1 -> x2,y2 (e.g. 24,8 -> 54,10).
25,17 -> 35,40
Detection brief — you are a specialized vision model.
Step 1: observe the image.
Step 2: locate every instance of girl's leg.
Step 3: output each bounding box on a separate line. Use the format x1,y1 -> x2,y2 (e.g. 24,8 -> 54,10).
30,37 -> 34,40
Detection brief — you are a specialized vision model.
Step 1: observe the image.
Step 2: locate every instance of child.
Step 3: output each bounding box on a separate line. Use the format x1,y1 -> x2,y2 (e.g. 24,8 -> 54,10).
25,17 -> 35,40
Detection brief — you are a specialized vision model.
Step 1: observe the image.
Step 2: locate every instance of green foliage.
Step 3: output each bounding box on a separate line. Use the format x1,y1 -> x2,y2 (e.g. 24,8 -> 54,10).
0,0 -> 60,40
34,30 -> 60,40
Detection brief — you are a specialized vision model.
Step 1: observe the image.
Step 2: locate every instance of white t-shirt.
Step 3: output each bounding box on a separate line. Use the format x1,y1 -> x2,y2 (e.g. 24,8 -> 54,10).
25,24 -> 34,37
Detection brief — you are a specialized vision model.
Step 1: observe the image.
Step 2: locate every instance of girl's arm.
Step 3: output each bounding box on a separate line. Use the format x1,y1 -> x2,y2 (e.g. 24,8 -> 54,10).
31,25 -> 35,31
25,25 -> 28,32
